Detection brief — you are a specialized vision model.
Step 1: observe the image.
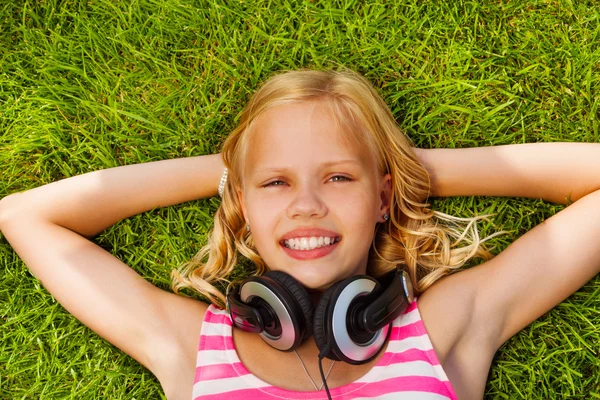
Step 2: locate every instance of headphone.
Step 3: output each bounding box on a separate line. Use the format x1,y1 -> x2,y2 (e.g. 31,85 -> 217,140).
226,268 -> 414,365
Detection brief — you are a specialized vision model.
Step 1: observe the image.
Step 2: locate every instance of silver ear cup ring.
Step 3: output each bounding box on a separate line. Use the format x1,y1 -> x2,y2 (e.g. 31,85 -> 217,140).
401,269 -> 415,303
332,279 -> 389,362
240,282 -> 296,351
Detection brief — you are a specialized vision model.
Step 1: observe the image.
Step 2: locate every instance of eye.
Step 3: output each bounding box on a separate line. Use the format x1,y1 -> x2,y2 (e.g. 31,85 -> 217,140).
329,175 -> 351,182
263,180 -> 286,187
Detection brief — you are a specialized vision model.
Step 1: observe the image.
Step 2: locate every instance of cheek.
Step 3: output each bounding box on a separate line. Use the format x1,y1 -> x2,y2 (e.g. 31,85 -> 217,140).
244,197 -> 282,250
338,190 -> 379,223
245,194 -> 284,223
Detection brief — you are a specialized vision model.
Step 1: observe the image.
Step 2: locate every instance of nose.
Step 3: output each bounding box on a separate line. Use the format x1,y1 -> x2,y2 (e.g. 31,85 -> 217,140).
286,183 -> 327,220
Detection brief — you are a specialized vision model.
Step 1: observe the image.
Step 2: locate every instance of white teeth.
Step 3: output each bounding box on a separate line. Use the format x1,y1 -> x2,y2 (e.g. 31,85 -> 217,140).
283,236 -> 338,250
300,238 -> 308,249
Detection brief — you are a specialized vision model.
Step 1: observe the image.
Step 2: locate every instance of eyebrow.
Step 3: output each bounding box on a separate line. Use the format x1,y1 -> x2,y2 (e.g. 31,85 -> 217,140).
254,159 -> 362,175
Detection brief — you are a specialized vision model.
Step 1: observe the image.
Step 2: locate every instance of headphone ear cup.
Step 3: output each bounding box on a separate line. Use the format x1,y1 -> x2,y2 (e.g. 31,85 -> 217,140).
314,276 -> 390,365
264,271 -> 314,343
312,282 -> 342,361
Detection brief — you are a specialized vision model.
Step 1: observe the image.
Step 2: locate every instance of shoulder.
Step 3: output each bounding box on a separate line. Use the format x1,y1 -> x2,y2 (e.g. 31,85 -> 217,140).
418,266 -> 503,356
417,269 -> 498,399
417,272 -> 476,364
148,295 -> 210,398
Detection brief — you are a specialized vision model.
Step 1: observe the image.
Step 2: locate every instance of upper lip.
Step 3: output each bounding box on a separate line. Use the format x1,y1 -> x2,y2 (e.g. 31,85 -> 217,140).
280,227 -> 341,242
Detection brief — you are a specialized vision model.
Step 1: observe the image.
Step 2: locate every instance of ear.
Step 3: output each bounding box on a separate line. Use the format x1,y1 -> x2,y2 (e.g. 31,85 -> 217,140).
378,173 -> 392,221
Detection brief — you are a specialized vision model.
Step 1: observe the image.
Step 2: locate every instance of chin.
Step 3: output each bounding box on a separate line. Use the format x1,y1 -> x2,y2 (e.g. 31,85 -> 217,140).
286,268 -> 349,292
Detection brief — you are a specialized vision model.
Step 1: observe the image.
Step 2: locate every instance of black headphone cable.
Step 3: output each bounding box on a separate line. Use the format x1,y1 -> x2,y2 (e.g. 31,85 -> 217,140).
318,345 -> 333,400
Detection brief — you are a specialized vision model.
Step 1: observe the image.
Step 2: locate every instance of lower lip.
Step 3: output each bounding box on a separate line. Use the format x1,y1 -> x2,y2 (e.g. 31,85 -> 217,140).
280,241 -> 340,260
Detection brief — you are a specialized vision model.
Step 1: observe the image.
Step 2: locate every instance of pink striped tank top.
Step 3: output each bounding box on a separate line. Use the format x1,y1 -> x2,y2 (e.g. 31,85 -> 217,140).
192,298 -> 457,400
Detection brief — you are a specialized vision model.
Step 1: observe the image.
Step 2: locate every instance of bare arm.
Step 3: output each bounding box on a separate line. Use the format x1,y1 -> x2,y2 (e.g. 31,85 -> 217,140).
414,143 -> 600,205
414,142 -> 600,397
0,154 -> 225,388
0,153 -> 224,237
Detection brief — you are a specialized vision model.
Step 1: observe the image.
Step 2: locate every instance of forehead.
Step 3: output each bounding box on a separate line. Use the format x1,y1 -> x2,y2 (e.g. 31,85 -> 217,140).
243,101 -> 376,179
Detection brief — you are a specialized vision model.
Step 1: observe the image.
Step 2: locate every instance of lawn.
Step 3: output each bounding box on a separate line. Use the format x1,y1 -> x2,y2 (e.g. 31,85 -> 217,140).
1,0 -> 599,398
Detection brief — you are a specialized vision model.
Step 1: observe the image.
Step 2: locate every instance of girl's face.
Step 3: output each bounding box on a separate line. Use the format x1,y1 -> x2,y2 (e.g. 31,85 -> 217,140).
237,100 -> 391,291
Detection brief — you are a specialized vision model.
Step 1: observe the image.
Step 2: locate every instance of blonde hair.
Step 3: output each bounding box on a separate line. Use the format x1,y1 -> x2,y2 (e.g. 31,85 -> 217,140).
171,69 -> 508,308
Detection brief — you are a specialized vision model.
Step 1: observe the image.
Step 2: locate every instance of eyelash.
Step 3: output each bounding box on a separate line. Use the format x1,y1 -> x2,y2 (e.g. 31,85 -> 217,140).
264,175 -> 351,187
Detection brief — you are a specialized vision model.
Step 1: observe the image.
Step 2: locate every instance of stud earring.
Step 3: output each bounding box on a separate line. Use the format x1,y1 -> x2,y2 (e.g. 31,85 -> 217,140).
383,213 -> 389,221
246,224 -> 250,232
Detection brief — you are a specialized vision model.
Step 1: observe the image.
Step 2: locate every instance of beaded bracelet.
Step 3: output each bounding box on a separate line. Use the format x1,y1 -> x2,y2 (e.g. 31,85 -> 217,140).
218,167 -> 228,198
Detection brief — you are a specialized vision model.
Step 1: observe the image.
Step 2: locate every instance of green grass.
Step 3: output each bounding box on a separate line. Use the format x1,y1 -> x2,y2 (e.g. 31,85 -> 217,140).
1,0 -> 599,398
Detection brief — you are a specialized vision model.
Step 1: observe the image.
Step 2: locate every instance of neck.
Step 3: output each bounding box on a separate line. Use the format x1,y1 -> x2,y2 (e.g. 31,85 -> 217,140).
294,335 -> 323,359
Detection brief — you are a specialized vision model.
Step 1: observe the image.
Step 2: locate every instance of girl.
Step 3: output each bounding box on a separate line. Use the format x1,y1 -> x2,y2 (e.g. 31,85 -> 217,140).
1,69 -> 598,400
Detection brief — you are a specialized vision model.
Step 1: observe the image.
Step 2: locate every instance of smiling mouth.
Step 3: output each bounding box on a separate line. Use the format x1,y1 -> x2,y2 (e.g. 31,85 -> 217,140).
281,236 -> 341,251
